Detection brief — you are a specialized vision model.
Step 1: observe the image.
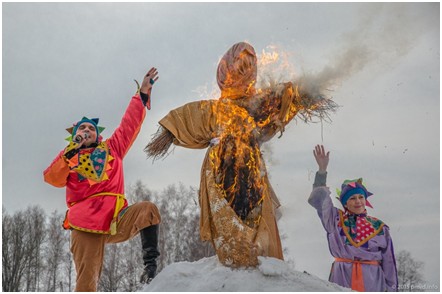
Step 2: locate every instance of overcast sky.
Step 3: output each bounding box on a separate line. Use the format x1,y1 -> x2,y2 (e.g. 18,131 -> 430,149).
3,2 -> 440,288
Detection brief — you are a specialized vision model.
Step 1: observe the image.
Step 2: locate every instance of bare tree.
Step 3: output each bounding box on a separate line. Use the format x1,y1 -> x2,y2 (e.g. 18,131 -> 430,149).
64,251 -> 74,292
132,182 -> 215,271
187,212 -> 215,261
119,238 -> 144,292
124,181 -> 214,273
2,180 -> 216,292
44,211 -> 68,292
23,206 -> 46,292
128,180 -> 156,203
2,206 -> 76,292
2,208 -> 32,292
3,181 -> 216,292
396,250 -> 425,292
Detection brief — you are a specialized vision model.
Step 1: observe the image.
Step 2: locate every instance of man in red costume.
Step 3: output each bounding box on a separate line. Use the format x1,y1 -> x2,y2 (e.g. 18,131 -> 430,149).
44,67 -> 161,291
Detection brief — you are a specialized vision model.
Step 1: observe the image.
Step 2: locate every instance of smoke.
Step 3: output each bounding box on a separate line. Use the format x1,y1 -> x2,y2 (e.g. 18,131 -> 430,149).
192,82 -> 221,100
297,3 -> 436,96
193,3 -> 437,117
261,142 -> 278,168
255,3 -> 436,100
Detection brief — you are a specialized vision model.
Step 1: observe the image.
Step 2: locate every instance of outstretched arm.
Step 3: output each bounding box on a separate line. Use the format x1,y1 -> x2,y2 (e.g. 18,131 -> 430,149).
313,144 -> 329,173
145,100 -> 217,161
108,68 -> 159,158
312,144 -> 329,188
254,81 -> 338,143
308,145 -> 337,233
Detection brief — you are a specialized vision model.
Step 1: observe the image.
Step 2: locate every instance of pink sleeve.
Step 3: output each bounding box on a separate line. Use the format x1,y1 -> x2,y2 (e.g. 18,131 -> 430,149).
107,94 -> 146,158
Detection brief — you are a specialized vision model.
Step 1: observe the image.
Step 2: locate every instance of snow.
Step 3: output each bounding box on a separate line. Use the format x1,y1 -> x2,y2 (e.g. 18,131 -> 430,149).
141,256 -> 350,292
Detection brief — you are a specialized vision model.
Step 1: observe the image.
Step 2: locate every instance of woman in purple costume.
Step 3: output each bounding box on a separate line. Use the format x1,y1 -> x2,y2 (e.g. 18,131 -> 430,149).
308,145 -> 398,292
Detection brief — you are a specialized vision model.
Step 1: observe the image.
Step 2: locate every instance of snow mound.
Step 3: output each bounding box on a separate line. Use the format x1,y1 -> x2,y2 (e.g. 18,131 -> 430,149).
141,256 -> 350,292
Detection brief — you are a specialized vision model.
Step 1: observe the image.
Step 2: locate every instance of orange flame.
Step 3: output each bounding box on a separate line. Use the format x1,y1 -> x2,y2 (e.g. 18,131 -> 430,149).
208,99 -> 267,226
257,45 -> 296,89
203,45 -> 335,227
258,49 -> 280,66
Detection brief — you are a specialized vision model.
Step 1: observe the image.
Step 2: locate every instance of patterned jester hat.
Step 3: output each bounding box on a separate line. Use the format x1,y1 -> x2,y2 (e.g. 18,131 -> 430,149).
336,178 -> 374,209
65,117 -> 105,142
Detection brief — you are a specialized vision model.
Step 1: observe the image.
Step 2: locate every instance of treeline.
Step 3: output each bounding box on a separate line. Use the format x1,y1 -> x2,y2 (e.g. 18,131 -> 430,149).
3,181 -> 430,292
2,181 -> 214,292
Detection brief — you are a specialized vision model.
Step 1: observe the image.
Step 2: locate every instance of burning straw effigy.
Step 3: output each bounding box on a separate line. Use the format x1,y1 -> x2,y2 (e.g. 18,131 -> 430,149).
145,42 -> 337,267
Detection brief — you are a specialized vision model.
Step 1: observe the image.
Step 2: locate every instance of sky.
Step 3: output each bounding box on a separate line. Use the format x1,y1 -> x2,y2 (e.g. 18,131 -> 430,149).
2,2 -> 440,288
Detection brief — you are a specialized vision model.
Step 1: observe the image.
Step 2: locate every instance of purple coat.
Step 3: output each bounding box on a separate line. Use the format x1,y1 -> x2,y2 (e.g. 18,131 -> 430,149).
309,186 -> 398,291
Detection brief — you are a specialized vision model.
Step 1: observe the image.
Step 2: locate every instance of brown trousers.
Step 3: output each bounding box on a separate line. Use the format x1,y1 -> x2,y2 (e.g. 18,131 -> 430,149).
70,201 -> 161,292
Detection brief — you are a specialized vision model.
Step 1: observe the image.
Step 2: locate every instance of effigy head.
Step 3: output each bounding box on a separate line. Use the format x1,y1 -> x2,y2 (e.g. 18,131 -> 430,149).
216,42 -> 257,99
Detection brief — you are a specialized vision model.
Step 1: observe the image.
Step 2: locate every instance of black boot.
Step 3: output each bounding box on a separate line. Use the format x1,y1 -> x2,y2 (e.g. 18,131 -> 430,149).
139,224 -> 160,284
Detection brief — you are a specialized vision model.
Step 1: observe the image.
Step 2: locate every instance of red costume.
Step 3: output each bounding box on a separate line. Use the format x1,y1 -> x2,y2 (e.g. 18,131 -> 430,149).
44,94 -> 146,234
44,93 -> 161,291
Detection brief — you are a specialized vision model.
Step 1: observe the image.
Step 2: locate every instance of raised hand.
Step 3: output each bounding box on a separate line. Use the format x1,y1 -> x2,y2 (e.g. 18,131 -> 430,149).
313,144 -> 329,173
140,67 -> 159,96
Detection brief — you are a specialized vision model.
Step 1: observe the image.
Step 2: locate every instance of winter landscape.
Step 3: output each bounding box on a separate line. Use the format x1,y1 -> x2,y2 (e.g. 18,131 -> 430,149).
3,2 -> 439,292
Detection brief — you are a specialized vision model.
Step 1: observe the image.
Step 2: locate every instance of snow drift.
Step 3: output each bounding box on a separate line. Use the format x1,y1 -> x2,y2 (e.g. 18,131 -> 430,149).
141,256 -> 349,292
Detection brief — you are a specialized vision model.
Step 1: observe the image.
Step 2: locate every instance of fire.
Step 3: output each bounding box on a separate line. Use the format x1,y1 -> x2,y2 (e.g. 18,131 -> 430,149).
207,50 -> 275,222
208,98 -> 267,227
257,45 -> 296,87
206,75 -> 336,229
149,43 -> 337,230
259,49 -> 280,66
144,41 -> 339,268
207,83 -> 301,228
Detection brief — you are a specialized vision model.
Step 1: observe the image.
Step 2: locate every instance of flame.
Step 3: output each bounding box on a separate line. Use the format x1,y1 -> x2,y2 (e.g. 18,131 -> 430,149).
256,45 -> 297,93
259,49 -> 280,66
208,99 -> 267,226
206,86 -> 302,229
202,45 -> 337,227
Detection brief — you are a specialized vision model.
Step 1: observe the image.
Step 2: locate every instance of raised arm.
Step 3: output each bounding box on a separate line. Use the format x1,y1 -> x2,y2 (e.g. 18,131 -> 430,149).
108,68 -> 159,158
313,144 -> 329,174
308,145 -> 338,233
139,67 -> 159,110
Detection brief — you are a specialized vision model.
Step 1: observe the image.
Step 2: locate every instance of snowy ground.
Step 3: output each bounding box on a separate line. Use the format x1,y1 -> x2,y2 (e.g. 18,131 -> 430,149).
141,256 -> 350,292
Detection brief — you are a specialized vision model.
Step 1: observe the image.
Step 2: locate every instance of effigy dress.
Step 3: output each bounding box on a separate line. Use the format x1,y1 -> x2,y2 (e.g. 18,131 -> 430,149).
158,83 -> 299,267
146,41 -> 337,267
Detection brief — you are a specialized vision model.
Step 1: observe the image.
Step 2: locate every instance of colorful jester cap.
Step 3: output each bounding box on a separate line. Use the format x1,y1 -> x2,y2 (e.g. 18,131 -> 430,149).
336,178 -> 374,209
65,117 -> 105,142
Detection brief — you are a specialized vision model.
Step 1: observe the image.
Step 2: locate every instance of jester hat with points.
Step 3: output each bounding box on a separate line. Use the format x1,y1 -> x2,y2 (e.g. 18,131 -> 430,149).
65,117 -> 105,142
336,178 -> 374,209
